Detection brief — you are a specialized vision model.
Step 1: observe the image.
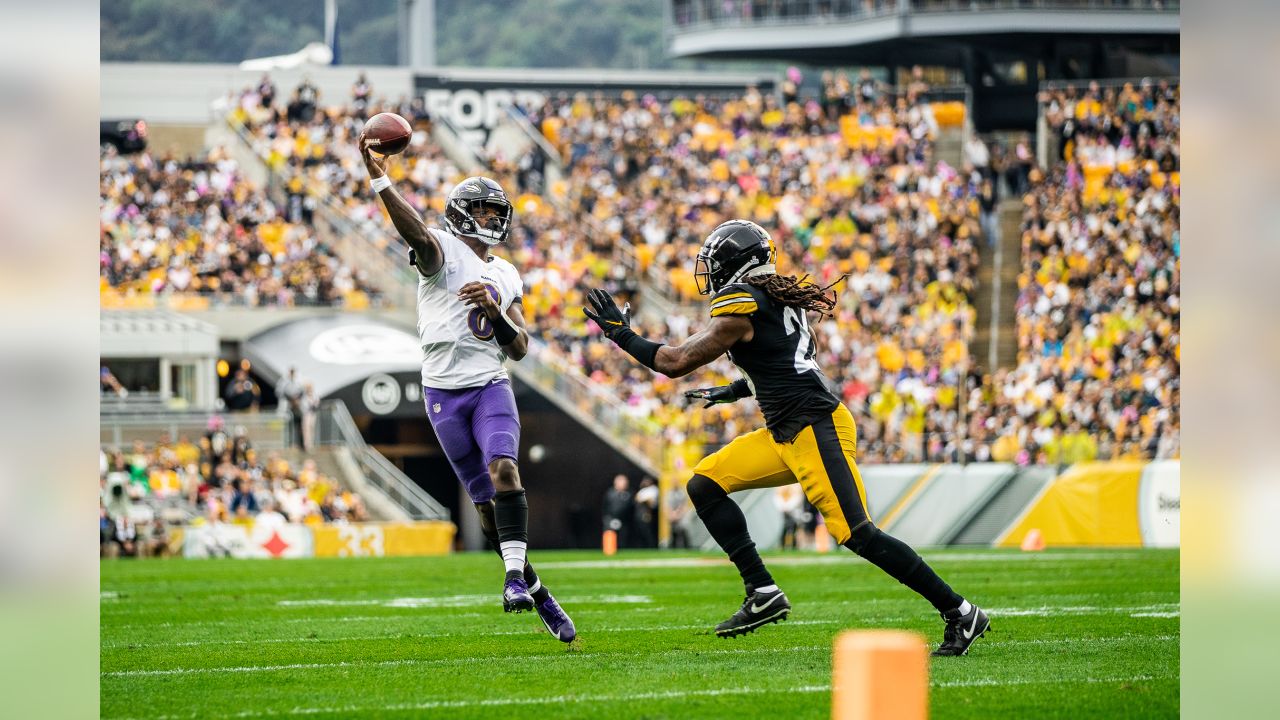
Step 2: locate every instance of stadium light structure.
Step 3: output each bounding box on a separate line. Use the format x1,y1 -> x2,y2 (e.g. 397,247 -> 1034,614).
399,0 -> 437,68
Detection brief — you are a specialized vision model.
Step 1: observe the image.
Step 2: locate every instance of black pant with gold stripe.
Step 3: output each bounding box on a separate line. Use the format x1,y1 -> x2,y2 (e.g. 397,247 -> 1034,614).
692,403 -> 869,544
686,403 -> 964,614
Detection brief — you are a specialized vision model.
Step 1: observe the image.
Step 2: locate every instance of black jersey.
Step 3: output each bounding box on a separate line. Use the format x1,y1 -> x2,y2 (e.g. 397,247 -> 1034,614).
710,282 -> 841,443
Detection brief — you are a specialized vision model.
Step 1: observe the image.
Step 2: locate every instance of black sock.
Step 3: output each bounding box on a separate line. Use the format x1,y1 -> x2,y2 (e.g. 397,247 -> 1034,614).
493,489 -> 529,544
847,527 -> 962,613
687,475 -> 773,591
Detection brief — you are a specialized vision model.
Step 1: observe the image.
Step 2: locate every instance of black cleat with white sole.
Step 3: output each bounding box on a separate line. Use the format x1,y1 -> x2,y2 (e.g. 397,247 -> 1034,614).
932,604 -> 990,656
714,588 -> 791,638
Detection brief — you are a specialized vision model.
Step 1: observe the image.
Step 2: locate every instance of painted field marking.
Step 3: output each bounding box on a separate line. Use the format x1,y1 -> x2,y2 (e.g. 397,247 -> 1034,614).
103,632 -> 1178,679
102,619 -> 839,650
103,602 -> 1178,643
535,551 -> 1159,570
103,643 -> 833,678
120,672 -> 1180,720
276,594 -> 651,609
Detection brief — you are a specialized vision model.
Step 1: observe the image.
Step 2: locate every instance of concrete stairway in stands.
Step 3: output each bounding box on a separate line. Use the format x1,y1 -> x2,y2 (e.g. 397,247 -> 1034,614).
969,198 -> 1023,373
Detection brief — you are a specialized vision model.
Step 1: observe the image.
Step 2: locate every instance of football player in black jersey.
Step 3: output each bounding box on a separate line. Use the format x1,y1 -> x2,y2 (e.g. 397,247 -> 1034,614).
585,219 -> 989,656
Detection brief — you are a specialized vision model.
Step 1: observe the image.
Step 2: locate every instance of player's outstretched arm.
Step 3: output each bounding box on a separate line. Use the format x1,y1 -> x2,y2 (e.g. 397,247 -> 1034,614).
651,319 -> 750,377
358,132 -> 443,276
584,288 -> 750,377
459,283 -> 529,360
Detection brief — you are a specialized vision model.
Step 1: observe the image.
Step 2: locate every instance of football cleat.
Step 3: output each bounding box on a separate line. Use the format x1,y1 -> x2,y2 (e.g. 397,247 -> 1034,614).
502,572 -> 535,613
534,592 -> 576,643
931,604 -> 990,656
714,588 -> 790,639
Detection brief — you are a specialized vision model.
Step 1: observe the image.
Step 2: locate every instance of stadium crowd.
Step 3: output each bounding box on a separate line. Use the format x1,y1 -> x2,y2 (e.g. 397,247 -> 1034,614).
99,145 -> 381,308
216,72 -> 1177,465
523,84 -> 981,464
957,80 -> 1180,464
99,415 -> 369,558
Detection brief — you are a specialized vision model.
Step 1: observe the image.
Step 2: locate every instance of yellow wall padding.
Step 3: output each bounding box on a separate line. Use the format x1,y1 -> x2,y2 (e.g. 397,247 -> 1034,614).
998,462 -> 1146,548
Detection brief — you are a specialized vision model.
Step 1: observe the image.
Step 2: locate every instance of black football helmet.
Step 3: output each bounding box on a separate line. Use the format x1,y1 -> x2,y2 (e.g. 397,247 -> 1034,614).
444,176 -> 513,245
694,220 -> 777,295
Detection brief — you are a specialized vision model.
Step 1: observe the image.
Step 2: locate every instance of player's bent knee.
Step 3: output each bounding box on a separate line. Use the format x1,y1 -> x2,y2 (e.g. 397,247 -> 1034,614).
686,474 -> 727,508
844,520 -> 880,555
489,458 -> 521,491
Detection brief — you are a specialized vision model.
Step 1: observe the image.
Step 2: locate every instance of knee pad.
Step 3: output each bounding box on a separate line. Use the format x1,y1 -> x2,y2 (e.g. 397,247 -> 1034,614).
686,474 -> 727,508
485,431 -> 518,464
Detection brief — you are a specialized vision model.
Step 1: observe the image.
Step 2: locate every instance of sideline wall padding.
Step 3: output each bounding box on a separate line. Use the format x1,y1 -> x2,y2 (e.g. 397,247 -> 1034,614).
997,462 -> 1149,548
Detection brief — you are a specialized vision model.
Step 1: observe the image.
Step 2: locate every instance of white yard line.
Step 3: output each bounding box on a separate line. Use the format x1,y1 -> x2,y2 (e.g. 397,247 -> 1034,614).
104,631 -> 1178,678
104,603 -> 1178,646
534,551 -> 1158,570
275,594 -> 651,609
103,643 -> 832,678
125,672 -> 1178,719
102,619 -> 839,650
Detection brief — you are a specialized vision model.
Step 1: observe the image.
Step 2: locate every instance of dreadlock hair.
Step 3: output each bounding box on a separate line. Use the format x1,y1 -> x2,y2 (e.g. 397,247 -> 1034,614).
746,273 -> 846,317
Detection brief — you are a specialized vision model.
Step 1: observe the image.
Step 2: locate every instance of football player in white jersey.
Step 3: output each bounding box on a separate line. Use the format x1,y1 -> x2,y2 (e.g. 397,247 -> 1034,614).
358,132 -> 575,642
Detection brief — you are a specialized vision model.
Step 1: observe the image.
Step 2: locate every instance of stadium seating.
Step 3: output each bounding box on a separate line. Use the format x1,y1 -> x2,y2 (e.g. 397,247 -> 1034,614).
100,420 -> 369,557
99,146 -> 382,309
220,76 -> 1177,466
965,81 -> 1181,464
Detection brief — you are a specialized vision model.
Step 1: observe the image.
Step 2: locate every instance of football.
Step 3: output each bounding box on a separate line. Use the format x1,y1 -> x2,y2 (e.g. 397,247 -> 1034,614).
362,112 -> 412,155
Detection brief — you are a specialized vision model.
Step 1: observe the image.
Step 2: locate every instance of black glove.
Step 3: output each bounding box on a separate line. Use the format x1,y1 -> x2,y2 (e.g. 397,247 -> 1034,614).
583,288 -> 631,341
583,287 -> 661,370
684,379 -> 753,408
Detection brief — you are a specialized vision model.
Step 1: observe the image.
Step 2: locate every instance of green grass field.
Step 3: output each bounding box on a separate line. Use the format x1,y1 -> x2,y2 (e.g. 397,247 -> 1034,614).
101,548 -> 1179,719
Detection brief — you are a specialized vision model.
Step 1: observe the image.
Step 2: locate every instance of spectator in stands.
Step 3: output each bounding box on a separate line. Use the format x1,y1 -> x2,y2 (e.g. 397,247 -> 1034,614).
352,72 -> 373,119
633,477 -> 659,548
602,474 -> 634,548
665,482 -> 691,549
223,368 -> 261,411
100,365 -> 128,398
257,74 -> 276,109
300,383 -> 320,452
276,367 -> 306,448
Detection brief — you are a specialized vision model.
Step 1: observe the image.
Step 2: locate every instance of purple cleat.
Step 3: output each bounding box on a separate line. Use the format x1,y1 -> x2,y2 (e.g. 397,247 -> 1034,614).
534,592 -> 576,643
503,572 -> 535,613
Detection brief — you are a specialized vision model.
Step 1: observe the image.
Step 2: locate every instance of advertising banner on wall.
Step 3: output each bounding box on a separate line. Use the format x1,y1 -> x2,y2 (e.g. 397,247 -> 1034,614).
1138,460 -> 1180,548
183,522 -> 314,559
182,521 -> 455,558
313,522 -> 455,557
414,69 -> 776,147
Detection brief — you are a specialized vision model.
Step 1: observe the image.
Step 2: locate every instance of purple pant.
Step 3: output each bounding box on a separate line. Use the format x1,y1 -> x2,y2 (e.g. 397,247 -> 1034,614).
423,379 -> 521,504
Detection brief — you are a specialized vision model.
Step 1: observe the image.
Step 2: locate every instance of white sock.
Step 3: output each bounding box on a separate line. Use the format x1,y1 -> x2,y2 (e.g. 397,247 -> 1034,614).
755,584 -> 779,594
956,599 -> 973,615
500,541 -> 527,573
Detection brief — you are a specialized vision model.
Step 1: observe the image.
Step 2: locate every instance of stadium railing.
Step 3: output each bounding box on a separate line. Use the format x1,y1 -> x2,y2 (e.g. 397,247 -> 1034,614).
515,340 -> 665,476
100,410 -> 289,450
314,400 -> 452,521
670,0 -> 1177,30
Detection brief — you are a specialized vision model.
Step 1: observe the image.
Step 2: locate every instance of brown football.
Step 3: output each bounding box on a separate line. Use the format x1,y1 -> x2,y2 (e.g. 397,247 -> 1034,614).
362,112 -> 412,155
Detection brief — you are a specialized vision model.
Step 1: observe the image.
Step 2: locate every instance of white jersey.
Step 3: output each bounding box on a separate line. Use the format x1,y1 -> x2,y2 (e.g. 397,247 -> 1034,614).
416,228 -> 524,389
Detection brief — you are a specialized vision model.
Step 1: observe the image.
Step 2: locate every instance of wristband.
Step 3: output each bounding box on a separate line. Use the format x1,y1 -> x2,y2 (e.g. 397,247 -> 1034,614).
370,175 -> 392,193
614,327 -> 662,371
729,378 -> 753,399
492,311 -> 521,346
